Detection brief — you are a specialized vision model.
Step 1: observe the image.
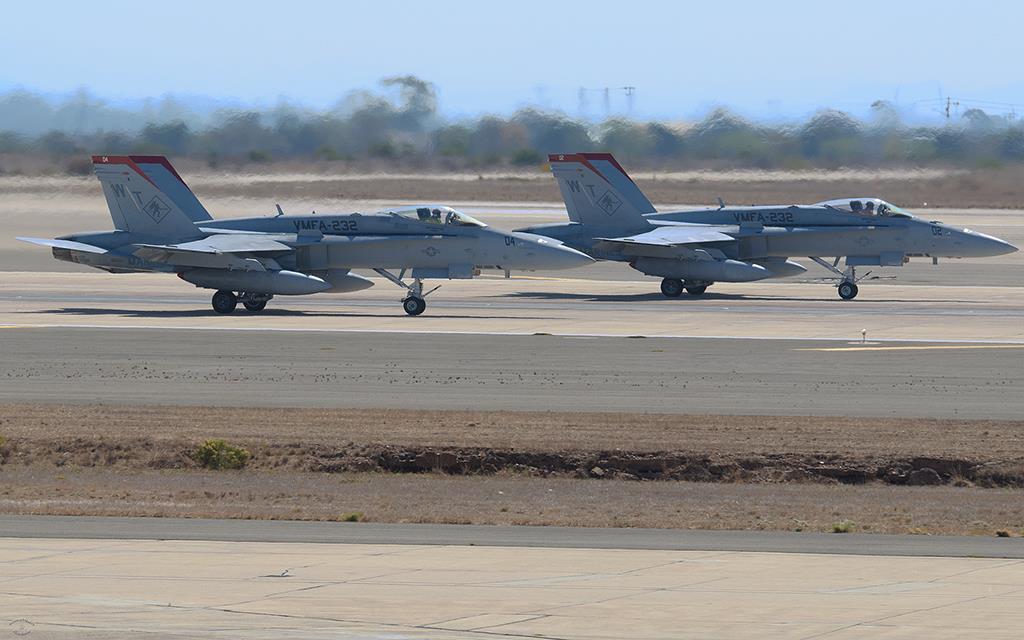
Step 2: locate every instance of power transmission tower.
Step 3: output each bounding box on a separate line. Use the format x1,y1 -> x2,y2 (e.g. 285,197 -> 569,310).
576,86 -> 637,119
945,96 -> 960,119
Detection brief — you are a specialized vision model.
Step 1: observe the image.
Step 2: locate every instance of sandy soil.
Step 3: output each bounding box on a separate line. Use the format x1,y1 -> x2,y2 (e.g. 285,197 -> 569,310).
2,404 -> 1022,459
1,404 -> 1022,535
0,469 -> 1021,536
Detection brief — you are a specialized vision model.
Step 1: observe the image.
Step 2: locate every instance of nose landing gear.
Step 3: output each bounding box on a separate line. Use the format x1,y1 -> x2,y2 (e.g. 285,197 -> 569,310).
837,281 -> 859,300
402,296 -> 427,316
374,269 -> 441,315
808,257 -> 883,300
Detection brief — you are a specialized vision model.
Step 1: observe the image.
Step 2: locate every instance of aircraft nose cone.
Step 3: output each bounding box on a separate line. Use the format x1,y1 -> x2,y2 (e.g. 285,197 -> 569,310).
538,241 -> 595,269
970,231 -> 1018,257
514,232 -> 594,270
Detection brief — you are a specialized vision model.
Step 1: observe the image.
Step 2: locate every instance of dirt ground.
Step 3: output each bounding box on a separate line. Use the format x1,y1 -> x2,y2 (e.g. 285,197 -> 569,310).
3,165 -> 1024,209
2,468 -> 1021,536
1,404 -> 1022,535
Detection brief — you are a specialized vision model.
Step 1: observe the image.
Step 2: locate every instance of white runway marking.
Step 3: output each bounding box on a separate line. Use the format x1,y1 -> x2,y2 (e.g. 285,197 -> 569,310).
3,322 -> 1024,345
799,344 -> 1024,352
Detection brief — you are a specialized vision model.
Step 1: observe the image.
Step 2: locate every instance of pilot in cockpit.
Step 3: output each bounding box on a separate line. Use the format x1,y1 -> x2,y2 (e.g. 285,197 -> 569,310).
863,201 -> 875,215
416,207 -> 443,224
850,200 -> 863,213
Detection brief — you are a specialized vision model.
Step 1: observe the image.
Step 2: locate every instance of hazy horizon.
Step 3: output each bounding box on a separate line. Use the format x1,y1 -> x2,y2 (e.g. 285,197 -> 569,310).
3,0 -> 1023,124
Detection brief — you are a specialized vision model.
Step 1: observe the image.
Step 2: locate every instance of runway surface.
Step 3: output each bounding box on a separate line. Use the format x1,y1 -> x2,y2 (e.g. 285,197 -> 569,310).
3,271 -> 1024,343
3,515 -> 1022,558
2,325 -> 1023,418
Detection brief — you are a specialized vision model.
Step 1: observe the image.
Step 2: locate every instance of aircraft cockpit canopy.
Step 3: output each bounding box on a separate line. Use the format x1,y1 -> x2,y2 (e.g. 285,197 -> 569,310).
815,198 -> 914,218
386,205 -> 486,227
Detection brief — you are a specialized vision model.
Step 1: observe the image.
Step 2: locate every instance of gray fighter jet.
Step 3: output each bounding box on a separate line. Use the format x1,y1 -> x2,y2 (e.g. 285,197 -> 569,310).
518,153 -> 1017,299
18,155 -> 592,315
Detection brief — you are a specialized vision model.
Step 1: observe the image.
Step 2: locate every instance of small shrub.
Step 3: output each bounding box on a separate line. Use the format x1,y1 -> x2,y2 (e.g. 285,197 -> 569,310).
995,530 -> 1011,538
340,512 -> 363,522
831,520 -> 855,534
193,439 -> 250,470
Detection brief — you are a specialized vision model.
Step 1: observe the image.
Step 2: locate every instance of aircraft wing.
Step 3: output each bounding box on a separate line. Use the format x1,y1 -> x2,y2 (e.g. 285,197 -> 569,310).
595,225 -> 736,258
16,237 -> 108,254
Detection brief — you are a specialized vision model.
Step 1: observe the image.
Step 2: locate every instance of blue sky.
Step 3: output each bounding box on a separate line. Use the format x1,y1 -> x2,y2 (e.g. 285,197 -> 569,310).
2,0 -> 1022,121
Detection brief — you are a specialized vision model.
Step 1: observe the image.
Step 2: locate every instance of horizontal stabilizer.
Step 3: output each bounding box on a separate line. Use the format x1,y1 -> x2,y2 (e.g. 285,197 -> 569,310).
132,246 -> 268,271
598,225 -> 735,247
16,237 -> 108,254
131,235 -> 286,271
138,234 -> 293,255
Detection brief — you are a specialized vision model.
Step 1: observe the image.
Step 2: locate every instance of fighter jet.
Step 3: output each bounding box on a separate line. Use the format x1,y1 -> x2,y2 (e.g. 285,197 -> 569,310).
18,155 -> 592,315
518,153 -> 1017,299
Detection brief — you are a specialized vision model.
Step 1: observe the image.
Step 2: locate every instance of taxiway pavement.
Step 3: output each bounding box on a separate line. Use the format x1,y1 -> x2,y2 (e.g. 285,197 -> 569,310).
1,519 -> 1023,639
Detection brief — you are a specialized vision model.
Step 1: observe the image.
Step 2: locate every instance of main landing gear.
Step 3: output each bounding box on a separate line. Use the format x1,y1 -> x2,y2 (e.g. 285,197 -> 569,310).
660,278 -> 683,297
660,278 -> 712,298
374,269 -> 441,316
211,290 -> 274,314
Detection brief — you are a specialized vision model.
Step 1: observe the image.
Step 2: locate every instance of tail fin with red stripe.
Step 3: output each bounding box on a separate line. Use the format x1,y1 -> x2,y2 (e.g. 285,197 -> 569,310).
92,155 -> 201,241
129,156 -> 212,223
548,152 -> 653,232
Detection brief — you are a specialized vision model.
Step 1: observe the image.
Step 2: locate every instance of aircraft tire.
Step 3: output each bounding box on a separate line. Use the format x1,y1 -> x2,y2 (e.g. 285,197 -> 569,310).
660,278 -> 684,297
212,290 -> 238,314
685,285 -> 708,296
403,296 -> 427,316
243,299 -> 268,312
838,282 -> 859,300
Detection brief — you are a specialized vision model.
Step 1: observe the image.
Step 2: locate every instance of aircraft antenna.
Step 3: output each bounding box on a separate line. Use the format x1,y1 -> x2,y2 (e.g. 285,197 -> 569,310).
275,204 -> 284,217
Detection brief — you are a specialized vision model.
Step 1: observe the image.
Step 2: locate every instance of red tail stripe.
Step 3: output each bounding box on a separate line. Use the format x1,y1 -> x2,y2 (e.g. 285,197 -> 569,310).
128,155 -> 191,191
91,155 -> 158,187
547,153 -> 611,185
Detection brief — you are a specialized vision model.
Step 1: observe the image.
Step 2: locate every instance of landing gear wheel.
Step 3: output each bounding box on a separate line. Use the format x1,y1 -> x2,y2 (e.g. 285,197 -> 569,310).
838,281 -> 859,300
685,285 -> 708,296
243,299 -> 267,312
402,296 -> 427,316
211,290 -> 237,314
660,278 -> 684,298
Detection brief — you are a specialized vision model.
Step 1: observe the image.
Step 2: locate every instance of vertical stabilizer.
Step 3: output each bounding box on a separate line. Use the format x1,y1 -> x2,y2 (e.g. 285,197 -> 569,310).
92,155 -> 201,241
548,153 -> 652,232
129,155 -> 213,222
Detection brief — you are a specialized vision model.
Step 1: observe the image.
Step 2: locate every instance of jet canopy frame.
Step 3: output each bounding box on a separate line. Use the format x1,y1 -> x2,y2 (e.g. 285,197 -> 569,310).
384,205 -> 486,228
815,198 -> 914,218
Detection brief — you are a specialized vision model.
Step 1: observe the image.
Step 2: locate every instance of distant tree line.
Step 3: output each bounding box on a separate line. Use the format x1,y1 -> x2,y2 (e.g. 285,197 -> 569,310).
2,77 -> 1024,171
